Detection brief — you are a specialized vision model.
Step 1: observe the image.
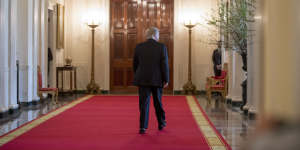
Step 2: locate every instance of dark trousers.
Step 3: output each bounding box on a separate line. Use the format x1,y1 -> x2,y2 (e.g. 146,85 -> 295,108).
214,65 -> 222,76
138,86 -> 165,129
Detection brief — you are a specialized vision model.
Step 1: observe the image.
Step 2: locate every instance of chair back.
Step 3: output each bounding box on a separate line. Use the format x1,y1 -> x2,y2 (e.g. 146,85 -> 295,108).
223,63 -> 228,71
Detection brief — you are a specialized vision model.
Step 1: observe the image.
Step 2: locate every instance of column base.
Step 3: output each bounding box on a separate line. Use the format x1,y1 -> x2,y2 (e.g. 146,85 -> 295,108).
32,96 -> 40,101
242,104 -> 251,114
9,104 -> 19,110
249,107 -> 257,119
231,97 -> 243,107
0,107 -> 9,114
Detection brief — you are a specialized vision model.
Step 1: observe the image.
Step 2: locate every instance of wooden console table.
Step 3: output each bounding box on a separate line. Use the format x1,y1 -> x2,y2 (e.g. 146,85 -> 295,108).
56,66 -> 77,93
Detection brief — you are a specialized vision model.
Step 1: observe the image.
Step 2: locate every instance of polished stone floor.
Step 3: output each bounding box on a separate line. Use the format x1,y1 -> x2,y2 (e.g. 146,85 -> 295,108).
195,95 -> 256,150
0,94 -> 255,150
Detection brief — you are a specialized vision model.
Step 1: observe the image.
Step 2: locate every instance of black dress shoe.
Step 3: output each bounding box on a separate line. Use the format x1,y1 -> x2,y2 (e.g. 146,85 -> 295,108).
158,122 -> 166,130
139,128 -> 146,134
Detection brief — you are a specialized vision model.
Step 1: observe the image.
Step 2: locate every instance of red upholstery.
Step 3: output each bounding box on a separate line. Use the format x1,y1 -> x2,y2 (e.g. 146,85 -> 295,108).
210,85 -> 225,90
206,63 -> 228,102
213,71 -> 227,79
40,88 -> 57,91
206,84 -> 225,90
38,68 -> 57,92
38,67 -> 58,103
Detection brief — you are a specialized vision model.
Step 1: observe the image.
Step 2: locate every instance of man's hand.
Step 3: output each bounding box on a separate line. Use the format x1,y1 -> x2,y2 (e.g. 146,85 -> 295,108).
163,82 -> 169,88
217,65 -> 222,70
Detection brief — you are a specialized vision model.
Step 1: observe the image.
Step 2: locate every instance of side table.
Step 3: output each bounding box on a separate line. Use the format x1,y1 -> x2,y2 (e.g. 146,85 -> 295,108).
56,66 -> 77,93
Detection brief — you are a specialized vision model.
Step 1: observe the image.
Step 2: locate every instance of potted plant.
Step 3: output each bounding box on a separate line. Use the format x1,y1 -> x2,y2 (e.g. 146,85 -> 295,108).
208,0 -> 255,109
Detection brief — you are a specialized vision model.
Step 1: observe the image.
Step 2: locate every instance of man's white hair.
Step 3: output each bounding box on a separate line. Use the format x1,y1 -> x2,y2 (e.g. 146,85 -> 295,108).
145,27 -> 159,39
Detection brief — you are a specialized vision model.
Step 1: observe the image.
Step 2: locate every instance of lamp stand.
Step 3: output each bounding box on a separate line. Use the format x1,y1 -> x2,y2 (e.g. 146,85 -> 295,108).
86,25 -> 100,94
183,24 -> 196,95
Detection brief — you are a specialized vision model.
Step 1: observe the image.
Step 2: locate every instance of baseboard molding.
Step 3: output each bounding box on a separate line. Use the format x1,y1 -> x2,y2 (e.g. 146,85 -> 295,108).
173,90 -> 206,95
249,112 -> 256,119
243,109 -> 249,115
0,107 -> 20,119
226,98 -> 232,104
20,100 -> 40,107
101,90 -> 109,94
74,90 -> 109,95
231,101 -> 243,107
0,111 -> 9,119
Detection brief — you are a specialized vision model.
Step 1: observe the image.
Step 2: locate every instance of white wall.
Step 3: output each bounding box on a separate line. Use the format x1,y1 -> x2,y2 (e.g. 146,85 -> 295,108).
64,0 -> 218,91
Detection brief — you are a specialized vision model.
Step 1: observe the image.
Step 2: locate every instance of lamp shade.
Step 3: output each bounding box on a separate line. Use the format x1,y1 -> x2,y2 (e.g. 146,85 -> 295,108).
83,11 -> 101,26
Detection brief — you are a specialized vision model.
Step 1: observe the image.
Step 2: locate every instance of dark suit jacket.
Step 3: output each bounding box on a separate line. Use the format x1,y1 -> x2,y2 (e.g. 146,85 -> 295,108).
212,49 -> 222,66
133,39 -> 169,87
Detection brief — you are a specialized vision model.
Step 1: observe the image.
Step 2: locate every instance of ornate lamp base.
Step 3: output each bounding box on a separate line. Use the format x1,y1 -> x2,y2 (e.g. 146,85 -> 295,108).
86,80 -> 100,94
183,81 -> 196,95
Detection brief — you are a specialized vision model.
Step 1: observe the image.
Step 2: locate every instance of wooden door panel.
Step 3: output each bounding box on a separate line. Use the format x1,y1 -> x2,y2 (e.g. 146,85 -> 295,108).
160,1 -> 172,30
110,0 -> 173,92
126,68 -> 134,86
127,1 -> 138,29
127,34 -> 137,58
113,33 -> 125,59
112,68 -> 124,86
112,0 -> 125,29
145,2 -> 158,28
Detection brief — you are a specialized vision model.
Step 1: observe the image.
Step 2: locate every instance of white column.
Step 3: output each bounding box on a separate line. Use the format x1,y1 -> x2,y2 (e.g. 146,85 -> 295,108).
16,0 -> 29,103
48,4 -> 57,88
248,0 -> 263,115
32,0 -> 41,101
226,51 -> 233,100
40,0 -> 49,89
0,0 -> 10,112
9,0 -> 19,110
243,25 -> 253,112
24,0 -> 34,103
228,50 -> 244,104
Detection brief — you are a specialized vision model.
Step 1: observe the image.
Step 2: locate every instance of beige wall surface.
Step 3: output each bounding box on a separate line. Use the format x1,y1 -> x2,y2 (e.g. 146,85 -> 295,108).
64,0 -> 109,90
64,0 -> 218,91
262,0 -> 300,121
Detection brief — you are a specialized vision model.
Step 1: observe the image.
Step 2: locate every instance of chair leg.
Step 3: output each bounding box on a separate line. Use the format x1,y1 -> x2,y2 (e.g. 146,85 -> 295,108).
56,90 -> 58,103
221,91 -> 226,102
51,92 -> 55,103
207,90 -> 212,104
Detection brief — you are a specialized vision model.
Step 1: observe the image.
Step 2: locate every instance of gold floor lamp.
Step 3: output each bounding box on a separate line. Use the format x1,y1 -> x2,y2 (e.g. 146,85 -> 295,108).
183,20 -> 198,94
85,16 -> 100,94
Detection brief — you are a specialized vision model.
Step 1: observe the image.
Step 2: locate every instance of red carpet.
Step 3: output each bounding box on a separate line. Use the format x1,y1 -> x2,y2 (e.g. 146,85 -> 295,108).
0,96 -> 231,150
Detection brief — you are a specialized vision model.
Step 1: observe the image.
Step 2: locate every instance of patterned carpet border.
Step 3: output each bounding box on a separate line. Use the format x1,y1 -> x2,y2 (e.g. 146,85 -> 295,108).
186,96 -> 231,150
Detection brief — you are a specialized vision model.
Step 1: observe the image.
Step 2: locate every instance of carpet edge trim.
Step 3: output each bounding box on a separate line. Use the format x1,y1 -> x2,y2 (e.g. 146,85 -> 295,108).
0,95 -> 93,147
191,96 -> 232,150
186,96 -> 230,150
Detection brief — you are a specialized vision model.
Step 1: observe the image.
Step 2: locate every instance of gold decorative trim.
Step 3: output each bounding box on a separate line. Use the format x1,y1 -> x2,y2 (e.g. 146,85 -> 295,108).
0,95 -> 93,147
56,3 -> 65,49
186,96 -> 228,150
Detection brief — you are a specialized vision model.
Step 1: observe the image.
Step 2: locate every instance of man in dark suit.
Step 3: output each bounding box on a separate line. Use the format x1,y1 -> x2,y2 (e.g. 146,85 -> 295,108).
212,41 -> 222,76
133,27 -> 169,134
